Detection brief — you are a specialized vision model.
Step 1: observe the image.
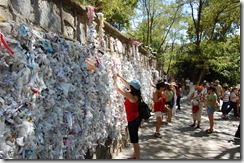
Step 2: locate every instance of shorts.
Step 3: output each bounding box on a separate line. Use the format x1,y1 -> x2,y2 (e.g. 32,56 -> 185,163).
128,117 -> 141,143
207,106 -> 215,115
155,111 -> 164,117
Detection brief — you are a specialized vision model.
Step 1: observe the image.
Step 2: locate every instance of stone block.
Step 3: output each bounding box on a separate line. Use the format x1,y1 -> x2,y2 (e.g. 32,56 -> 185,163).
0,0 -> 8,7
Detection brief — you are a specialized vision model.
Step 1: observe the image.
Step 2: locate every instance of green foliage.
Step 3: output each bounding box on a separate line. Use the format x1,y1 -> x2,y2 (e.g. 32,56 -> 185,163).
172,34 -> 240,86
76,0 -> 138,31
126,0 -> 185,54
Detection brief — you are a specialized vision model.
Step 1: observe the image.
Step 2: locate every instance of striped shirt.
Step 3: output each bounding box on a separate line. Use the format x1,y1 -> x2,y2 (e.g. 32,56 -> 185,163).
222,91 -> 230,102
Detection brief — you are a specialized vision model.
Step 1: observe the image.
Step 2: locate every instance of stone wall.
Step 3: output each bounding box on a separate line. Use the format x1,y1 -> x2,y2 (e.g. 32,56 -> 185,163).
0,0 -> 159,159
0,0 -> 158,69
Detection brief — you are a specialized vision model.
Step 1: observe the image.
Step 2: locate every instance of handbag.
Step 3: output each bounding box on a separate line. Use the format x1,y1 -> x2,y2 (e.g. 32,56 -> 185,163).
138,100 -> 151,120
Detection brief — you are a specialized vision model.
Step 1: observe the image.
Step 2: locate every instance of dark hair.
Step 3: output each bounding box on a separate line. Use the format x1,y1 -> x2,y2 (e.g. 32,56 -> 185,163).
156,82 -> 165,90
176,84 -> 181,90
130,86 -> 142,101
208,86 -> 216,92
165,84 -> 172,91
223,86 -> 228,91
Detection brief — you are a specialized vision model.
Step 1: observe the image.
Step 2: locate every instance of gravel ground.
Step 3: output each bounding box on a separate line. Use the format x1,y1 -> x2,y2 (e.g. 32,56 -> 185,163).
112,97 -> 241,160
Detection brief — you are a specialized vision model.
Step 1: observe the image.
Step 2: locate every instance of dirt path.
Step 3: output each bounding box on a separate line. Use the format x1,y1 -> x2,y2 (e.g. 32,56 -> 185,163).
113,98 -> 241,159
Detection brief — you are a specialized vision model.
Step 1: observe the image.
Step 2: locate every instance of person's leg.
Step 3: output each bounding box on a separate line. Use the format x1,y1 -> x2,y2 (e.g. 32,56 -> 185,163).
197,120 -> 201,127
167,110 -> 172,123
221,104 -> 224,115
156,116 -> 162,133
133,143 -> 140,159
197,104 -> 202,127
177,96 -> 181,110
206,107 -> 214,133
226,102 -> 233,115
208,114 -> 214,131
222,102 -> 228,118
128,118 -> 141,159
233,102 -> 238,117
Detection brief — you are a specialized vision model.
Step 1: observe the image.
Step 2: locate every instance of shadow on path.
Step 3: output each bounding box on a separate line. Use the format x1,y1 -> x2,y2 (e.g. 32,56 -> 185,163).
113,98 -> 241,159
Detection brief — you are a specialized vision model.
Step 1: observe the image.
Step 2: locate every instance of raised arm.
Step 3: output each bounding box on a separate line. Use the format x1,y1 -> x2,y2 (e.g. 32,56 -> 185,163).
117,73 -> 131,90
113,74 -> 135,102
148,78 -> 156,88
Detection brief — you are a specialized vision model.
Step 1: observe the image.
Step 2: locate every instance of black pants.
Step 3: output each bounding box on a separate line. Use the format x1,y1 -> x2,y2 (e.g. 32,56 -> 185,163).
128,117 -> 141,143
226,101 -> 238,117
176,95 -> 181,110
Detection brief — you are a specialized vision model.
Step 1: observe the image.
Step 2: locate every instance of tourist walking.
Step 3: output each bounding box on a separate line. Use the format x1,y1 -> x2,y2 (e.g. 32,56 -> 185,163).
226,87 -> 239,119
176,83 -> 182,111
221,85 -> 230,119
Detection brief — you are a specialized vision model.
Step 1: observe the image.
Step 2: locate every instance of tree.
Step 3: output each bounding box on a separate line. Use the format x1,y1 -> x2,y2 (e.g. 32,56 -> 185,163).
77,0 -> 138,31
181,0 -> 240,83
126,0 -> 185,57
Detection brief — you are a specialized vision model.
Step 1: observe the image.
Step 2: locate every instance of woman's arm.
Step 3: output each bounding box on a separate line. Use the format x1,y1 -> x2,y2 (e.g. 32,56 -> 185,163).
113,74 -> 136,102
211,96 -> 217,105
117,74 -> 131,89
148,78 -> 156,88
153,92 -> 165,103
222,93 -> 226,99
153,92 -> 160,103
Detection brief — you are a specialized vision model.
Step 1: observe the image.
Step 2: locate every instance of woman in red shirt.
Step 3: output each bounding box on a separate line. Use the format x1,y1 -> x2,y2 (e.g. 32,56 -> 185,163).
153,82 -> 166,138
113,73 -> 142,159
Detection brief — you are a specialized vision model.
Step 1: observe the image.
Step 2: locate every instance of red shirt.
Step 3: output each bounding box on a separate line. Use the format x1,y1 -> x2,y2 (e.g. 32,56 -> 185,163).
154,93 -> 166,112
124,99 -> 139,122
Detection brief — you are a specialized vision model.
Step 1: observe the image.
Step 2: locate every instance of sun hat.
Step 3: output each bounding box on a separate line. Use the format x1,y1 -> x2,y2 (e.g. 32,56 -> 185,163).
128,79 -> 141,90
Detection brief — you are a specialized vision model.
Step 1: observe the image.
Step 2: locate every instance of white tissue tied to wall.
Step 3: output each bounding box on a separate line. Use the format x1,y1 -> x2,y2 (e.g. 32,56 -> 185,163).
0,19 -> 155,159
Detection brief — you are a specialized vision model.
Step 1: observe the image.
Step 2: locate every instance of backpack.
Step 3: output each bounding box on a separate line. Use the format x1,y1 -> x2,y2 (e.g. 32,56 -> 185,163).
138,100 -> 151,120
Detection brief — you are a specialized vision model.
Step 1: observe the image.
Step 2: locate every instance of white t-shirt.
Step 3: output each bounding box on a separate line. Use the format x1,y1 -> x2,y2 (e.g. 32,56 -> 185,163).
201,88 -> 208,95
185,79 -> 190,86
230,92 -> 237,102
192,91 -> 202,106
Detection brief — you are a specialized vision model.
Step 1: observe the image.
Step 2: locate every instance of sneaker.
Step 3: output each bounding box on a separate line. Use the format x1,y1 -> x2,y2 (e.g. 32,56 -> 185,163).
190,124 -> 195,127
195,125 -> 200,129
166,122 -> 172,126
154,132 -> 162,138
